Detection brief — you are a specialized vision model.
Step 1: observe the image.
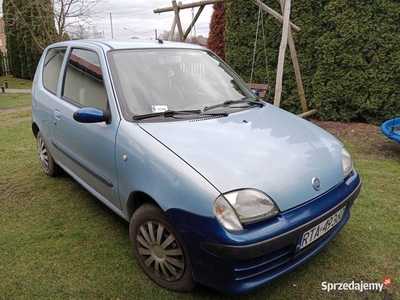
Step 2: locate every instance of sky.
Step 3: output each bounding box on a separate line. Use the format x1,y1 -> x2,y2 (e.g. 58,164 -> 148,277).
0,0 -> 214,40
95,0 -> 213,39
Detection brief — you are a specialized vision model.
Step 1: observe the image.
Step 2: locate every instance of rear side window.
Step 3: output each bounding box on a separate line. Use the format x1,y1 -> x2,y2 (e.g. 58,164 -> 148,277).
43,48 -> 66,95
63,48 -> 108,111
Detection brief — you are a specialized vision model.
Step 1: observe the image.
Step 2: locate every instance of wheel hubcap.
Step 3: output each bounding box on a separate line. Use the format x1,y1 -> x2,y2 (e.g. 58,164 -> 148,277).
37,137 -> 49,172
153,245 -> 165,259
137,221 -> 185,281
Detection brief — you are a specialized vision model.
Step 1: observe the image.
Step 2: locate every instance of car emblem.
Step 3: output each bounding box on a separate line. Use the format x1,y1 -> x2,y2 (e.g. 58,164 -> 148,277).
312,177 -> 321,191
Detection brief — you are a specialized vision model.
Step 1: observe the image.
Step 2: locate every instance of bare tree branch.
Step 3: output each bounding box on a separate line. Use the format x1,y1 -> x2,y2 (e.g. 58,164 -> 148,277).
53,0 -> 102,40
5,0 -> 47,51
5,0 -> 103,51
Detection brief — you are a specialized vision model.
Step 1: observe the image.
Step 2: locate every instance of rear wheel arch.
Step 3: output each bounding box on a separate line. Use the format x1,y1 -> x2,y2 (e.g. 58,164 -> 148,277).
32,122 -> 39,138
36,130 -> 61,177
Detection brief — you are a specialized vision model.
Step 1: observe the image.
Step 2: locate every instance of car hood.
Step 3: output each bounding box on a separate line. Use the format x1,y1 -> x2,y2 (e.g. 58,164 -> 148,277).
139,105 -> 344,212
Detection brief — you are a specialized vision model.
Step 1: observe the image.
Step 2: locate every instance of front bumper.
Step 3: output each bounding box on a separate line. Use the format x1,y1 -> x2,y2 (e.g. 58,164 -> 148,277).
167,170 -> 361,294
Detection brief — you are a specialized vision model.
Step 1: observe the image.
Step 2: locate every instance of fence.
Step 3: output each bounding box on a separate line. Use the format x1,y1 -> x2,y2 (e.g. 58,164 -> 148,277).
1,51 -> 10,75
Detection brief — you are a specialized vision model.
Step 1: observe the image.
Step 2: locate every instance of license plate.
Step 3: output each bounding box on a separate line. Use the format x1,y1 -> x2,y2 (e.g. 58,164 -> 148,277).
296,206 -> 346,252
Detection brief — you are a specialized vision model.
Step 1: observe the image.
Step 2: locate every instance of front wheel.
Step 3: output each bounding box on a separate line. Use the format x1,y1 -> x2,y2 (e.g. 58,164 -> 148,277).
129,204 -> 196,292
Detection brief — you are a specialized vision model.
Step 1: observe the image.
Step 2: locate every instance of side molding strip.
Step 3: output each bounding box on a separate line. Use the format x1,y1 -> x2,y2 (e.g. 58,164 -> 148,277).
52,141 -> 114,187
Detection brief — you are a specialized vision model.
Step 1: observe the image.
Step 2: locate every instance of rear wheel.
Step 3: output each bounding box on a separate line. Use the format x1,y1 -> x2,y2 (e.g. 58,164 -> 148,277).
37,131 -> 61,177
129,204 -> 196,292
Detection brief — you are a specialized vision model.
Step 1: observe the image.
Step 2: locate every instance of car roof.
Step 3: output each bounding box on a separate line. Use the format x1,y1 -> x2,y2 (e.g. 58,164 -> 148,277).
46,39 -> 206,52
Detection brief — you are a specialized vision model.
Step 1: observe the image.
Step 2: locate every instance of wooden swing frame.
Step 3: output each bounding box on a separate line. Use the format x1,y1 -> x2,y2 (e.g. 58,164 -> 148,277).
154,0 -> 316,117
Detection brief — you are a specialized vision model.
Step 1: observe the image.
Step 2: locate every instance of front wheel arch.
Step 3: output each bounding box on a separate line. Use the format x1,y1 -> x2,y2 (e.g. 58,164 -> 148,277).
126,191 -> 157,220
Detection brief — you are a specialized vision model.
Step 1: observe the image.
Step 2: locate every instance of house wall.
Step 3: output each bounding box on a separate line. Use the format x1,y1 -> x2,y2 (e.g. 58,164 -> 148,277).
0,18 -> 6,53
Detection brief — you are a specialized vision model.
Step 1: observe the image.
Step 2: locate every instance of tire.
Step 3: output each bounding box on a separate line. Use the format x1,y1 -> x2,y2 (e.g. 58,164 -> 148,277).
37,131 -> 61,177
129,204 -> 196,292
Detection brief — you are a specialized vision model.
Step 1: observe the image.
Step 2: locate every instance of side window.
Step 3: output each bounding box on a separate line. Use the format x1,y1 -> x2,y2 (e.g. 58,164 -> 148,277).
43,48 -> 66,95
63,48 -> 108,111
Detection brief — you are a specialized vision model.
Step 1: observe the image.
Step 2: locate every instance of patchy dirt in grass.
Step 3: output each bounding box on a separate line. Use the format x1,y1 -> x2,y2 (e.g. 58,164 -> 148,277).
0,106 -> 31,114
0,106 -> 31,125
310,119 -> 400,161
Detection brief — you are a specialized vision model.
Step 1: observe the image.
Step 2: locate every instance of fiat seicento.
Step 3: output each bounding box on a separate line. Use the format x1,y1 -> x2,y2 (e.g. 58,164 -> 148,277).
31,39 -> 361,294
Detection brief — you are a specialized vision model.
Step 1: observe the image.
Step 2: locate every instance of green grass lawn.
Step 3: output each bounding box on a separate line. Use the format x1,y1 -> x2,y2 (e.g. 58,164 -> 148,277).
0,75 -> 32,89
1,92 -> 399,299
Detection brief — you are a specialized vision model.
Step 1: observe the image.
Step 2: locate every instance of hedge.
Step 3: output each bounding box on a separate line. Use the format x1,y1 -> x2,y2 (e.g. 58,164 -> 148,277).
223,0 -> 400,124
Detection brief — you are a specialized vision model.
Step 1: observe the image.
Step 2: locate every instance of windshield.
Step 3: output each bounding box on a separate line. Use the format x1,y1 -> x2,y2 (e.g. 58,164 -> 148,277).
108,48 -> 258,119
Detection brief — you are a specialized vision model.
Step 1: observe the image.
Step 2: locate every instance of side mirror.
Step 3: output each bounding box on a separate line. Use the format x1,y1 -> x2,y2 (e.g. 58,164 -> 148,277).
73,107 -> 111,124
252,89 -> 260,97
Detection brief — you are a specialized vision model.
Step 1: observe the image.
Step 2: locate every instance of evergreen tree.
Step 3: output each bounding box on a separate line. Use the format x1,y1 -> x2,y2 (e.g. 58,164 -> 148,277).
3,0 -> 23,78
225,0 -> 326,111
225,0 -> 261,84
207,3 -> 226,61
313,0 -> 400,123
3,0 -> 57,79
19,0 -> 32,78
221,0 -> 400,124
271,0 -> 327,113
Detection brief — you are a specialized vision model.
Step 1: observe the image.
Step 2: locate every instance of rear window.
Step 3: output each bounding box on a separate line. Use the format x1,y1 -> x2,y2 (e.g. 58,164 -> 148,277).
42,48 -> 66,95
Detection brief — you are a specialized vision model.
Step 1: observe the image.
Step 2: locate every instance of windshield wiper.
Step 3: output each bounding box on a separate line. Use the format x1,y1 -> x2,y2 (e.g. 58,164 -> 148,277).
204,99 -> 265,112
132,109 -> 228,121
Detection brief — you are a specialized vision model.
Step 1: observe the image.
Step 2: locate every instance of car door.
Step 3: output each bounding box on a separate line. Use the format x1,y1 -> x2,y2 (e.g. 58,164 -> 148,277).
52,46 -> 121,209
33,47 -> 67,165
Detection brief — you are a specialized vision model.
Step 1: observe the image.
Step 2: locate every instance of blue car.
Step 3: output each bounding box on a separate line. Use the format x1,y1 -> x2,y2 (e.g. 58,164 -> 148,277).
31,39 -> 361,294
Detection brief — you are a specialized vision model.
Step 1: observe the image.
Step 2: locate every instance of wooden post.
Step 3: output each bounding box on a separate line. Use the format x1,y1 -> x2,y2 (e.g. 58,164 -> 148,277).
156,0 -> 301,33
169,18 -> 177,40
280,0 -> 308,113
298,109 -> 317,118
172,1 -> 185,41
154,0 -> 311,114
288,30 -> 308,112
250,0 -> 300,32
154,0 -> 228,13
274,0 -> 291,107
157,1 -> 215,42
183,5 -> 206,40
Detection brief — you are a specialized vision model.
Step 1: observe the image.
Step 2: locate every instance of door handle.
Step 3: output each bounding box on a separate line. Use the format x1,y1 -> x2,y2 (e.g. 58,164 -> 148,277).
54,109 -> 61,120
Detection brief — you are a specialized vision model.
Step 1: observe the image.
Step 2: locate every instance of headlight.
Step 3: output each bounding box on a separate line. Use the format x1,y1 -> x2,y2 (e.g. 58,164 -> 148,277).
213,189 -> 280,232
342,147 -> 353,178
